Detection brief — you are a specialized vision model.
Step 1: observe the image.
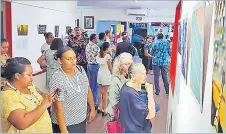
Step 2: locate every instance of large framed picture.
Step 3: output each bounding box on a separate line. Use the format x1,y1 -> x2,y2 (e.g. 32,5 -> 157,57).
84,16 -> 94,29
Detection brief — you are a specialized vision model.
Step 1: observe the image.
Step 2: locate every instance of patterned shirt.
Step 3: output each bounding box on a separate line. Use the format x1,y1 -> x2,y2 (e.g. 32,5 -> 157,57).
43,49 -> 60,87
68,36 -> 89,65
151,39 -> 171,66
49,66 -> 89,125
85,41 -> 100,64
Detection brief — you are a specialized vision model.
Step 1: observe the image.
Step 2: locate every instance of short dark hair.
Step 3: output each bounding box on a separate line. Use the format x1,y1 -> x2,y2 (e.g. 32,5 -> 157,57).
99,32 -> 106,40
44,32 -> 53,39
50,38 -> 63,50
105,30 -> 110,36
90,34 -> 97,41
100,42 -> 110,58
3,57 -> 31,82
54,46 -> 72,60
1,38 -> 8,45
122,31 -> 127,36
157,33 -> 164,39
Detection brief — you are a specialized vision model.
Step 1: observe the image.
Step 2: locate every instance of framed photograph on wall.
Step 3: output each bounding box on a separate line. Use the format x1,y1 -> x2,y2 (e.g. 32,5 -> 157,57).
54,25 -> 59,37
38,25 -> 47,34
84,16 -> 94,29
66,26 -> 71,33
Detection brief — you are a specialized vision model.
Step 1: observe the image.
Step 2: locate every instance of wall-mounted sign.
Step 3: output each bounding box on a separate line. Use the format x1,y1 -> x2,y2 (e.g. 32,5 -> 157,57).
136,17 -> 142,21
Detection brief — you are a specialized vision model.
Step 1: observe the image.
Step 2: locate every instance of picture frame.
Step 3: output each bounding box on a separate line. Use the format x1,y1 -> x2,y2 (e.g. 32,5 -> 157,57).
54,25 -> 59,37
84,16 -> 94,29
38,25 -> 47,34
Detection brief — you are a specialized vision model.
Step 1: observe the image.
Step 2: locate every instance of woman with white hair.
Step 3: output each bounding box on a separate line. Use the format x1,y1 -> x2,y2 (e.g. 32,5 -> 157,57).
106,52 -> 134,121
119,63 -> 156,133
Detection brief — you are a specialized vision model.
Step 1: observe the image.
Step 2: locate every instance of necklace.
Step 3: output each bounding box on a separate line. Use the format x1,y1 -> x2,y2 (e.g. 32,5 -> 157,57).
60,67 -> 81,92
6,81 -> 41,105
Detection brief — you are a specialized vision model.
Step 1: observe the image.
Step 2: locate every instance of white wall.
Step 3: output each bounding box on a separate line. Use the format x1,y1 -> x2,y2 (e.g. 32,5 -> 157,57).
76,8 -> 175,31
11,1 -> 78,72
166,1 -> 216,133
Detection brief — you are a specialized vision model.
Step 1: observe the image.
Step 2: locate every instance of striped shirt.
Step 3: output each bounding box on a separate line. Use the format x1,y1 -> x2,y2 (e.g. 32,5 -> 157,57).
49,66 -> 89,125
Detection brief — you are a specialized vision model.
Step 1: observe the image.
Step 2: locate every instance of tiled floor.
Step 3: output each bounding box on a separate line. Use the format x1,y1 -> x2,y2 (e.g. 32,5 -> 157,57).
87,71 -> 169,133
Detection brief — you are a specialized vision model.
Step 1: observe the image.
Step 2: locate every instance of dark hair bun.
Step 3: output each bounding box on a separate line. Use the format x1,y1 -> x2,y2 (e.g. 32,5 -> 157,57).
3,57 -> 31,82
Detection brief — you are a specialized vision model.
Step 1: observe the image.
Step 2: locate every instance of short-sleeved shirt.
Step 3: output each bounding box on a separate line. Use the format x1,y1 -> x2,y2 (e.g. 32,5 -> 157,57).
1,84 -> 52,133
68,37 -> 89,65
41,43 -> 50,54
106,76 -> 128,121
85,41 -> 100,64
144,43 -> 152,55
151,39 -> 171,66
49,66 -> 89,126
97,40 -> 104,47
43,49 -> 60,87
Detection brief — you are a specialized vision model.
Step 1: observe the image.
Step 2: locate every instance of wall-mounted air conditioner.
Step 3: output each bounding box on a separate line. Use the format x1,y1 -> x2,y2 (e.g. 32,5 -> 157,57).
126,9 -> 148,16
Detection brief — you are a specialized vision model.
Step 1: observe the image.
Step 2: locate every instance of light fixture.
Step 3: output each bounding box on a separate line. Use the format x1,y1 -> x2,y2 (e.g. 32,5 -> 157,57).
134,0 -> 138,3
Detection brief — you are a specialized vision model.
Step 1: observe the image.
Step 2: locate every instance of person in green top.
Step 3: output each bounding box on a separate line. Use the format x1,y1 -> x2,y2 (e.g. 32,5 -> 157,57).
97,32 -> 106,47
106,52 -> 134,121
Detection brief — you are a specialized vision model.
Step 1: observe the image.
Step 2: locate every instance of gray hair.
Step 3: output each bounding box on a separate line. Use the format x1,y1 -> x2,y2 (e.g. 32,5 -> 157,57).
112,52 -> 133,77
128,63 -> 146,78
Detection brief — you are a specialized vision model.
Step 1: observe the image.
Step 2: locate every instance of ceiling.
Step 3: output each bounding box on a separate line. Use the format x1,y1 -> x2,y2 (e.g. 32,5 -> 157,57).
77,1 -> 178,10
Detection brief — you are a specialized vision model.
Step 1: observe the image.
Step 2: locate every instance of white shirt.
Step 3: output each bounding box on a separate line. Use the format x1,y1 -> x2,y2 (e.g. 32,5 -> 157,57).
41,43 -> 50,53
117,38 -> 123,44
61,33 -> 69,46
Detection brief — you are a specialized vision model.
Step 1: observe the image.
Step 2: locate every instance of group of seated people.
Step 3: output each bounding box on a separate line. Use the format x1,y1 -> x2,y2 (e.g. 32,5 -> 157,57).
1,27 -> 162,133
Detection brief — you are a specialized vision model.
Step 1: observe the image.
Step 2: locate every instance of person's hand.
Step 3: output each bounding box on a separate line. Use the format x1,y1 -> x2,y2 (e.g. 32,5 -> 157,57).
41,89 -> 61,108
87,109 -> 96,123
145,82 -> 154,96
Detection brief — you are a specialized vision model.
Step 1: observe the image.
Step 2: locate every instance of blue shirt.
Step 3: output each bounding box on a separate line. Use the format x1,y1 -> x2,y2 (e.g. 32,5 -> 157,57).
151,39 -> 171,66
144,43 -> 152,54
119,84 -> 151,133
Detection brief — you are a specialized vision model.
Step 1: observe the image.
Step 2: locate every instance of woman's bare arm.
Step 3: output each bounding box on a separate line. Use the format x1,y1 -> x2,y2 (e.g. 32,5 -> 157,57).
7,104 -> 48,130
54,101 -> 68,133
107,59 -> 113,74
37,55 -> 46,67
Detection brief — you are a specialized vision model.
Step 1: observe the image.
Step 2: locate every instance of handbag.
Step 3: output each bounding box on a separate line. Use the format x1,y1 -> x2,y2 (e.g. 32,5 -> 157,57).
107,105 -> 124,133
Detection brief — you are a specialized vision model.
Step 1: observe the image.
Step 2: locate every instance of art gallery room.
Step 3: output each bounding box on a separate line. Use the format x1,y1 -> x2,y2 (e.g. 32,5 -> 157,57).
1,0 -> 226,133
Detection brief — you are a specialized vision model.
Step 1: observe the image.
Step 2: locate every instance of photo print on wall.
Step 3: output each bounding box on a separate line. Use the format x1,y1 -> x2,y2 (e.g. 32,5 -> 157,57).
17,25 -> 28,36
66,26 -> 71,33
38,25 -> 47,34
84,16 -> 94,29
211,0 -> 226,133
54,25 -> 59,37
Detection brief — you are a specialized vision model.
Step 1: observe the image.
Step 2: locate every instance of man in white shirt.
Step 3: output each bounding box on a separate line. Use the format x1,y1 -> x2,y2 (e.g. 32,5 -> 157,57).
117,31 -> 128,44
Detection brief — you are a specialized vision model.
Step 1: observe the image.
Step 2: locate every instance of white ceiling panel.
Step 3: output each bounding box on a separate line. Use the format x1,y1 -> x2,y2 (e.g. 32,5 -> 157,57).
77,1 -> 178,10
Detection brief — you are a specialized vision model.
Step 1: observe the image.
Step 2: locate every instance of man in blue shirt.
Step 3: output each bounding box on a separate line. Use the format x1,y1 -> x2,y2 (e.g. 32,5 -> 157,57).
151,33 -> 171,95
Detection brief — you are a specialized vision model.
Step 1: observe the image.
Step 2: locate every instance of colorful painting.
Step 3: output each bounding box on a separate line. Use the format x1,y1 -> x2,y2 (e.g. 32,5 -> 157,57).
190,5 -> 205,104
17,25 -> 28,36
211,0 -> 226,133
202,3 -> 214,112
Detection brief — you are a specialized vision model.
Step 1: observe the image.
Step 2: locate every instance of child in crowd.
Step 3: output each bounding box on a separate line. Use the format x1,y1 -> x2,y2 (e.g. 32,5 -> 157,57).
96,42 -> 113,116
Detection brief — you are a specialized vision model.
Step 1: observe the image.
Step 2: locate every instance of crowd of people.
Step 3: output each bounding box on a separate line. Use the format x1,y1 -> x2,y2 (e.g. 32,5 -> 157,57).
0,26 -> 171,133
